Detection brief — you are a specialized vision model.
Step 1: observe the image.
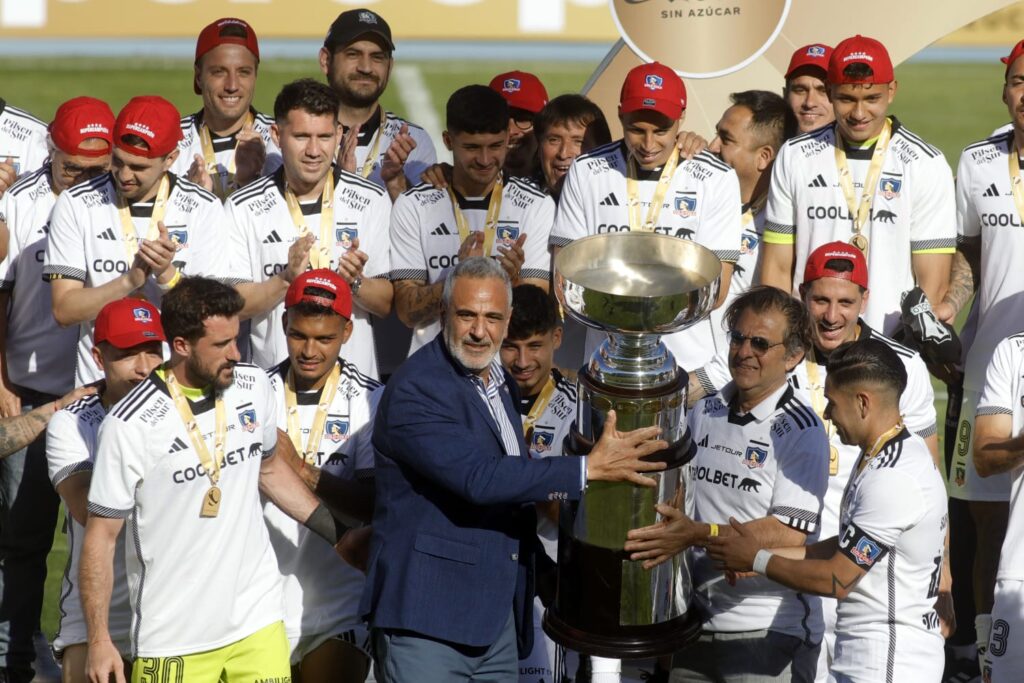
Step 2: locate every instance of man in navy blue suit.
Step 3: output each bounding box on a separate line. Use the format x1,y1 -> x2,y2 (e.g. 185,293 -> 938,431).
364,256 -> 669,681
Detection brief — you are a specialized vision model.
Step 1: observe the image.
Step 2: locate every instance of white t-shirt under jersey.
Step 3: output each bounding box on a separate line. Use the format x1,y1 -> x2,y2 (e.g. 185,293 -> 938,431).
263,358 -> 380,646
88,365 -> 283,658
765,118 -> 956,336
390,175 -> 554,356
225,166 -> 391,376
832,429 -> 946,682
171,108 -> 282,196
551,142 -> 743,372
46,393 -> 131,655
0,100 -> 47,178
956,130 -> 1024,392
0,164 -> 78,395
686,381 -> 828,639
43,173 -> 229,385
977,332 -> 1024,582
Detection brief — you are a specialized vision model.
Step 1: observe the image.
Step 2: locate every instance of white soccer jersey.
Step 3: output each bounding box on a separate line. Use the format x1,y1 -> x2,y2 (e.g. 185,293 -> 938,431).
687,381 -> 829,639
831,429 -> 947,682
765,118 -> 956,336
551,142 -> 743,372
0,100 -> 47,177
46,394 -> 131,655
263,358 -> 380,647
788,324 -> 937,540
390,175 -> 554,355
88,364 -> 283,658
977,332 -> 1024,581
43,173 -> 229,386
0,164 -> 77,395
347,107 -> 437,191
515,368 -> 576,558
709,206 -> 765,351
225,166 -> 391,376
956,130 -> 1024,392
171,108 -> 282,197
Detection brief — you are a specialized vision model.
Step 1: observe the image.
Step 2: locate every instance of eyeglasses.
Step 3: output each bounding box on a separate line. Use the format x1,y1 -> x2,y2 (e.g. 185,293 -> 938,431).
59,161 -> 107,180
728,330 -> 785,355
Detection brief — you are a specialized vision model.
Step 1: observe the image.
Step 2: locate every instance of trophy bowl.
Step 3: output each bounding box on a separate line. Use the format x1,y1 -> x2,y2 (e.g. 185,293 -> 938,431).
545,232 -> 722,659
555,232 -> 721,336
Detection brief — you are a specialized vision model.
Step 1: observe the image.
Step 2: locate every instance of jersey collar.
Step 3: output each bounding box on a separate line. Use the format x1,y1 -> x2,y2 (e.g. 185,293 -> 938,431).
151,366 -> 217,415
721,380 -> 792,425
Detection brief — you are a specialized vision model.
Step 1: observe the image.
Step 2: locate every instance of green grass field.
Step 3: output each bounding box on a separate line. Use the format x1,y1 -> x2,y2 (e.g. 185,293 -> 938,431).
6,56 -> 998,639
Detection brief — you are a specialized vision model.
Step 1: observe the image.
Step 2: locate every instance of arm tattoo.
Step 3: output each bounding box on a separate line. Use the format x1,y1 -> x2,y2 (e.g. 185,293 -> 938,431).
397,282 -> 442,327
0,408 -> 50,459
941,248 -> 976,315
828,571 -> 863,599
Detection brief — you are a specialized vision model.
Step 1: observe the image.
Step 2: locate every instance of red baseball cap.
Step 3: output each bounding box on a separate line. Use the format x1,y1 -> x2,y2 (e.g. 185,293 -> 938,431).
619,62 -> 686,120
95,298 -> 165,349
828,35 -> 894,85
1001,39 -> 1024,77
489,71 -> 548,114
285,269 -> 353,319
194,18 -> 260,95
786,44 -> 833,80
803,241 -> 869,289
114,96 -> 183,159
49,97 -> 115,158
195,17 -> 260,64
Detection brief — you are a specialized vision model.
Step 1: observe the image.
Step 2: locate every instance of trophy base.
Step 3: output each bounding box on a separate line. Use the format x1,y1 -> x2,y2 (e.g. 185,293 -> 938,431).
543,604 -> 701,660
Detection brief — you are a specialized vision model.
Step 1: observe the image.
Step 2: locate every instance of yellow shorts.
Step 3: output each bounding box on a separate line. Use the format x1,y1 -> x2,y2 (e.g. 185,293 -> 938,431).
132,621 -> 291,683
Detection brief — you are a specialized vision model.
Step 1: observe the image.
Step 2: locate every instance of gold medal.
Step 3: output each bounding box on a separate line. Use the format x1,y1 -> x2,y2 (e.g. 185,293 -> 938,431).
448,175 -> 503,257
850,233 -> 869,255
829,444 -> 839,476
284,173 -> 335,270
835,118 -> 892,261
200,485 -> 222,518
626,148 -> 680,233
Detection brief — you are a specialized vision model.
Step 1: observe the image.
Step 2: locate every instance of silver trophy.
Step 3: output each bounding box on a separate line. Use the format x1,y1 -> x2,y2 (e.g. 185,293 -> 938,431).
544,232 -> 721,658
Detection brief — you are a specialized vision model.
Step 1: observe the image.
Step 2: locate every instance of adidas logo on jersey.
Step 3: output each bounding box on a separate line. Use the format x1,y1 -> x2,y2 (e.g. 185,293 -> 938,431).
431,222 -> 453,236
262,230 -> 283,244
808,174 -> 828,188
600,192 -> 620,206
96,227 -> 118,241
982,183 -> 1001,197
168,437 -> 188,453
697,434 -> 709,448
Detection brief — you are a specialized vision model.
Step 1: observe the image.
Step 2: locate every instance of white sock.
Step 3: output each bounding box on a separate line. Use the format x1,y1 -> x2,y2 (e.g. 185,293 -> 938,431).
976,613 -> 993,673
590,655 -> 622,682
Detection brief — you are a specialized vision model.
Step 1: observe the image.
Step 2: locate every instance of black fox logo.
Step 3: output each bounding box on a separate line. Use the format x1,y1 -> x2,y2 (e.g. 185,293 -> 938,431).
737,477 -> 761,492
875,209 -> 897,224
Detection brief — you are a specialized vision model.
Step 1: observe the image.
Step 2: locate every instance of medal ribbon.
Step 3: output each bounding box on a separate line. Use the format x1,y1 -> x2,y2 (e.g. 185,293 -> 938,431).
284,362 -> 342,466
834,118 -> 892,250
863,420 -> 905,460
117,174 -> 170,262
359,108 -> 387,179
741,192 -> 768,228
284,173 -> 335,269
522,375 -> 557,447
626,147 -> 679,232
199,111 -> 254,199
1007,142 -> 1024,226
448,175 -> 503,257
165,371 -> 227,487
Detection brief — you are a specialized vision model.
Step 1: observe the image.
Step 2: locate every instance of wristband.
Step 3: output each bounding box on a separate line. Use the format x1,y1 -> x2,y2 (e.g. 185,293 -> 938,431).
708,523 -> 719,537
752,549 -> 773,576
304,503 -> 349,545
156,268 -> 182,292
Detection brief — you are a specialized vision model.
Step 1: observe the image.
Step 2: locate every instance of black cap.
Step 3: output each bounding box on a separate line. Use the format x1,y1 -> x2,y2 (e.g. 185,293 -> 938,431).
324,9 -> 394,53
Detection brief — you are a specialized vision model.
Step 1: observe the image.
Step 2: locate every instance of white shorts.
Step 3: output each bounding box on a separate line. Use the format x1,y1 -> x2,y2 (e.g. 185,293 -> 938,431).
52,612 -> 129,660
988,579 -> 1024,682
287,620 -> 370,666
831,628 -> 942,683
948,390 -> 1011,502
